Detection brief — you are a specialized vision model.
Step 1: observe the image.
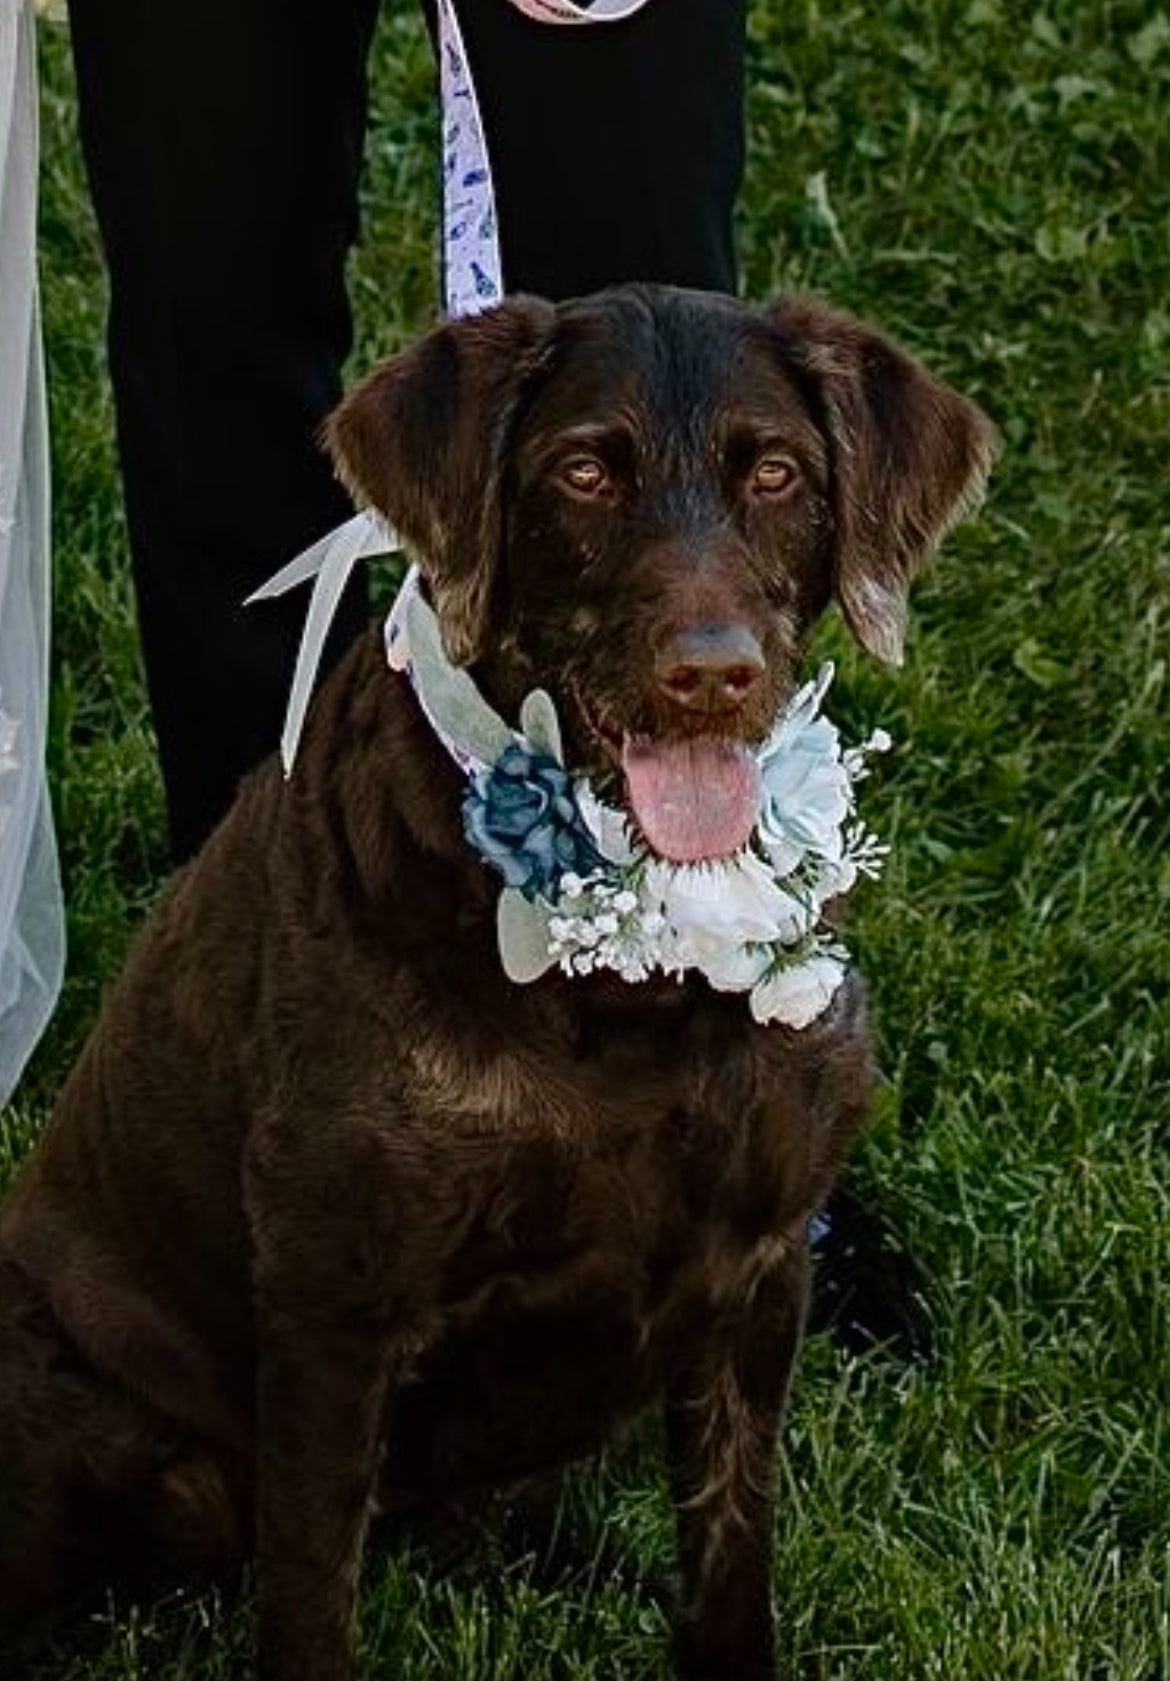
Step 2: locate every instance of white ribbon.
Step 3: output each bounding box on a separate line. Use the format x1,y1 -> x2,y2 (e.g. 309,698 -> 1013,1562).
254,0 -> 657,774
440,0 -> 503,319
246,510 -> 398,775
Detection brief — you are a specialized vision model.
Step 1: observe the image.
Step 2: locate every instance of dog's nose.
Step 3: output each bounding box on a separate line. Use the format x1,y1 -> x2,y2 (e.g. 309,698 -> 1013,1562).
654,625 -> 765,713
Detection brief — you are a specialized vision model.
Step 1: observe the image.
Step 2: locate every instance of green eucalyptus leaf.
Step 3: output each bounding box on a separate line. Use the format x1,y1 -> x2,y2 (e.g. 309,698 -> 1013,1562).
405,594 -> 513,765
519,689 -> 563,762
497,889 -> 557,984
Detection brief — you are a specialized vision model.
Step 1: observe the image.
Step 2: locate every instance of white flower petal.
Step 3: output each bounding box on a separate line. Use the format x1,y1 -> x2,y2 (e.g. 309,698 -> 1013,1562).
807,855 -> 858,904
761,839 -> 805,879
697,942 -> 773,992
750,953 -> 846,1029
575,780 -> 637,865
759,663 -> 838,759
649,854 -> 812,948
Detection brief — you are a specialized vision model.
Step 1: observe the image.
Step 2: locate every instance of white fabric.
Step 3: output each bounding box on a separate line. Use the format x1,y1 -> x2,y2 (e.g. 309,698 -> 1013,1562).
0,0 -> 63,1104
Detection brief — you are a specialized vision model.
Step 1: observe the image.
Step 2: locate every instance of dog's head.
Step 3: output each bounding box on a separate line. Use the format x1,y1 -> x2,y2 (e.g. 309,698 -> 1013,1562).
328,286 -> 994,862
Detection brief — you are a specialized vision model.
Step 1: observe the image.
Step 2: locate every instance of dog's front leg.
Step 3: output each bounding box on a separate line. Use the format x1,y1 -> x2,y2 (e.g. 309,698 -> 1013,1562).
253,1292 -> 397,1681
665,1242 -> 808,1681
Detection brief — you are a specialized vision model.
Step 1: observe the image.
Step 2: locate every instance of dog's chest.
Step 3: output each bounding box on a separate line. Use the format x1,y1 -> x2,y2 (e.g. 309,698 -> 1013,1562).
382,1019 -> 806,1499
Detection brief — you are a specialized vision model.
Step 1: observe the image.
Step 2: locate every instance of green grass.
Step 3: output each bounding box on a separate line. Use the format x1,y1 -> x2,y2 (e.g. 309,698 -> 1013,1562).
6,1 -> 1170,1675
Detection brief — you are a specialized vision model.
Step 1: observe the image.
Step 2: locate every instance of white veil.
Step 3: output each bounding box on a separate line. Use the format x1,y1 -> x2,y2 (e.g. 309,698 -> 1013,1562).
0,0 -> 63,1105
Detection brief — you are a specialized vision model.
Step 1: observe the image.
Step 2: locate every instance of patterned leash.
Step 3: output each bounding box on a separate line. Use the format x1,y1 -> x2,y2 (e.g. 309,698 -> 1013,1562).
252,0 -> 656,773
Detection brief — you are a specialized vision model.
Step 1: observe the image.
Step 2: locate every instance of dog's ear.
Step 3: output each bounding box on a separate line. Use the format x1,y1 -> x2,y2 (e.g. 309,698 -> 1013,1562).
326,296 -> 557,664
767,297 -> 997,665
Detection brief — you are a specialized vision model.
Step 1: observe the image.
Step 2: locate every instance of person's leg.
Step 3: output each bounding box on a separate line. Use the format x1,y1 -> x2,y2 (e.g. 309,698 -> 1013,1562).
68,0 -> 380,861
444,0 -> 746,298
441,3 -> 934,1363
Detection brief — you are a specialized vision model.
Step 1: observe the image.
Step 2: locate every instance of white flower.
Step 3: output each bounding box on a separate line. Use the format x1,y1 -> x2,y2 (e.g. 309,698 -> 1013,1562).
545,869 -> 657,981
843,728 -> 892,782
645,853 -> 814,989
693,940 -> 774,993
648,853 -> 812,953
757,665 -> 853,873
574,779 -> 637,866
776,662 -> 835,734
750,951 -> 847,1029
806,853 -> 858,904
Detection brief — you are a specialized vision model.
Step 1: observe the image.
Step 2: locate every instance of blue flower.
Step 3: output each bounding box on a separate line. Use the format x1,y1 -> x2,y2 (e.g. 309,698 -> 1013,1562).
463,744 -> 604,901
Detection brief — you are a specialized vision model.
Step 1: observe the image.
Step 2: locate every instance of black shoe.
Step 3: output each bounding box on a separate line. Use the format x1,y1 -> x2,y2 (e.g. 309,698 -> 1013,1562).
807,1185 -> 934,1363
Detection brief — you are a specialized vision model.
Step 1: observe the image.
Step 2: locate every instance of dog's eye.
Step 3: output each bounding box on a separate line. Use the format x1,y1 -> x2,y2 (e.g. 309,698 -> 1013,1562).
751,455 -> 800,498
558,456 -> 612,498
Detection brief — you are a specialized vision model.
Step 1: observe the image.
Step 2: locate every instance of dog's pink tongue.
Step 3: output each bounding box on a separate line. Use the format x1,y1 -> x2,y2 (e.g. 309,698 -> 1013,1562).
622,739 -> 761,862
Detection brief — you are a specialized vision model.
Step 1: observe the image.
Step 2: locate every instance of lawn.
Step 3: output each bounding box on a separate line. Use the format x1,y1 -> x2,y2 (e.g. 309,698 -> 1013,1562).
4,1 -> 1169,1676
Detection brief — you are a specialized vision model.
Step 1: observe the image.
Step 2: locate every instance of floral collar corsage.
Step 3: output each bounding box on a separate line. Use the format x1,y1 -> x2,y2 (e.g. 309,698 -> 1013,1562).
387,573 -> 891,1031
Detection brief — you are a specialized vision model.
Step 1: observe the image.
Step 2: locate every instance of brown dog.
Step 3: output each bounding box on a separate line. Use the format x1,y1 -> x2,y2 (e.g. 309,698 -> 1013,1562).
0,286 -> 993,1679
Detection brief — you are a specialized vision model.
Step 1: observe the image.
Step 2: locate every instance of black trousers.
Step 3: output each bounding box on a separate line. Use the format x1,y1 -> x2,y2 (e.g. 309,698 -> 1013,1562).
67,0 -> 747,861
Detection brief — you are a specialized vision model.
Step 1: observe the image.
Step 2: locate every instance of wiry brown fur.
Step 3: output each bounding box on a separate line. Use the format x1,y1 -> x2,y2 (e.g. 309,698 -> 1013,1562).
0,286 -> 994,1680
